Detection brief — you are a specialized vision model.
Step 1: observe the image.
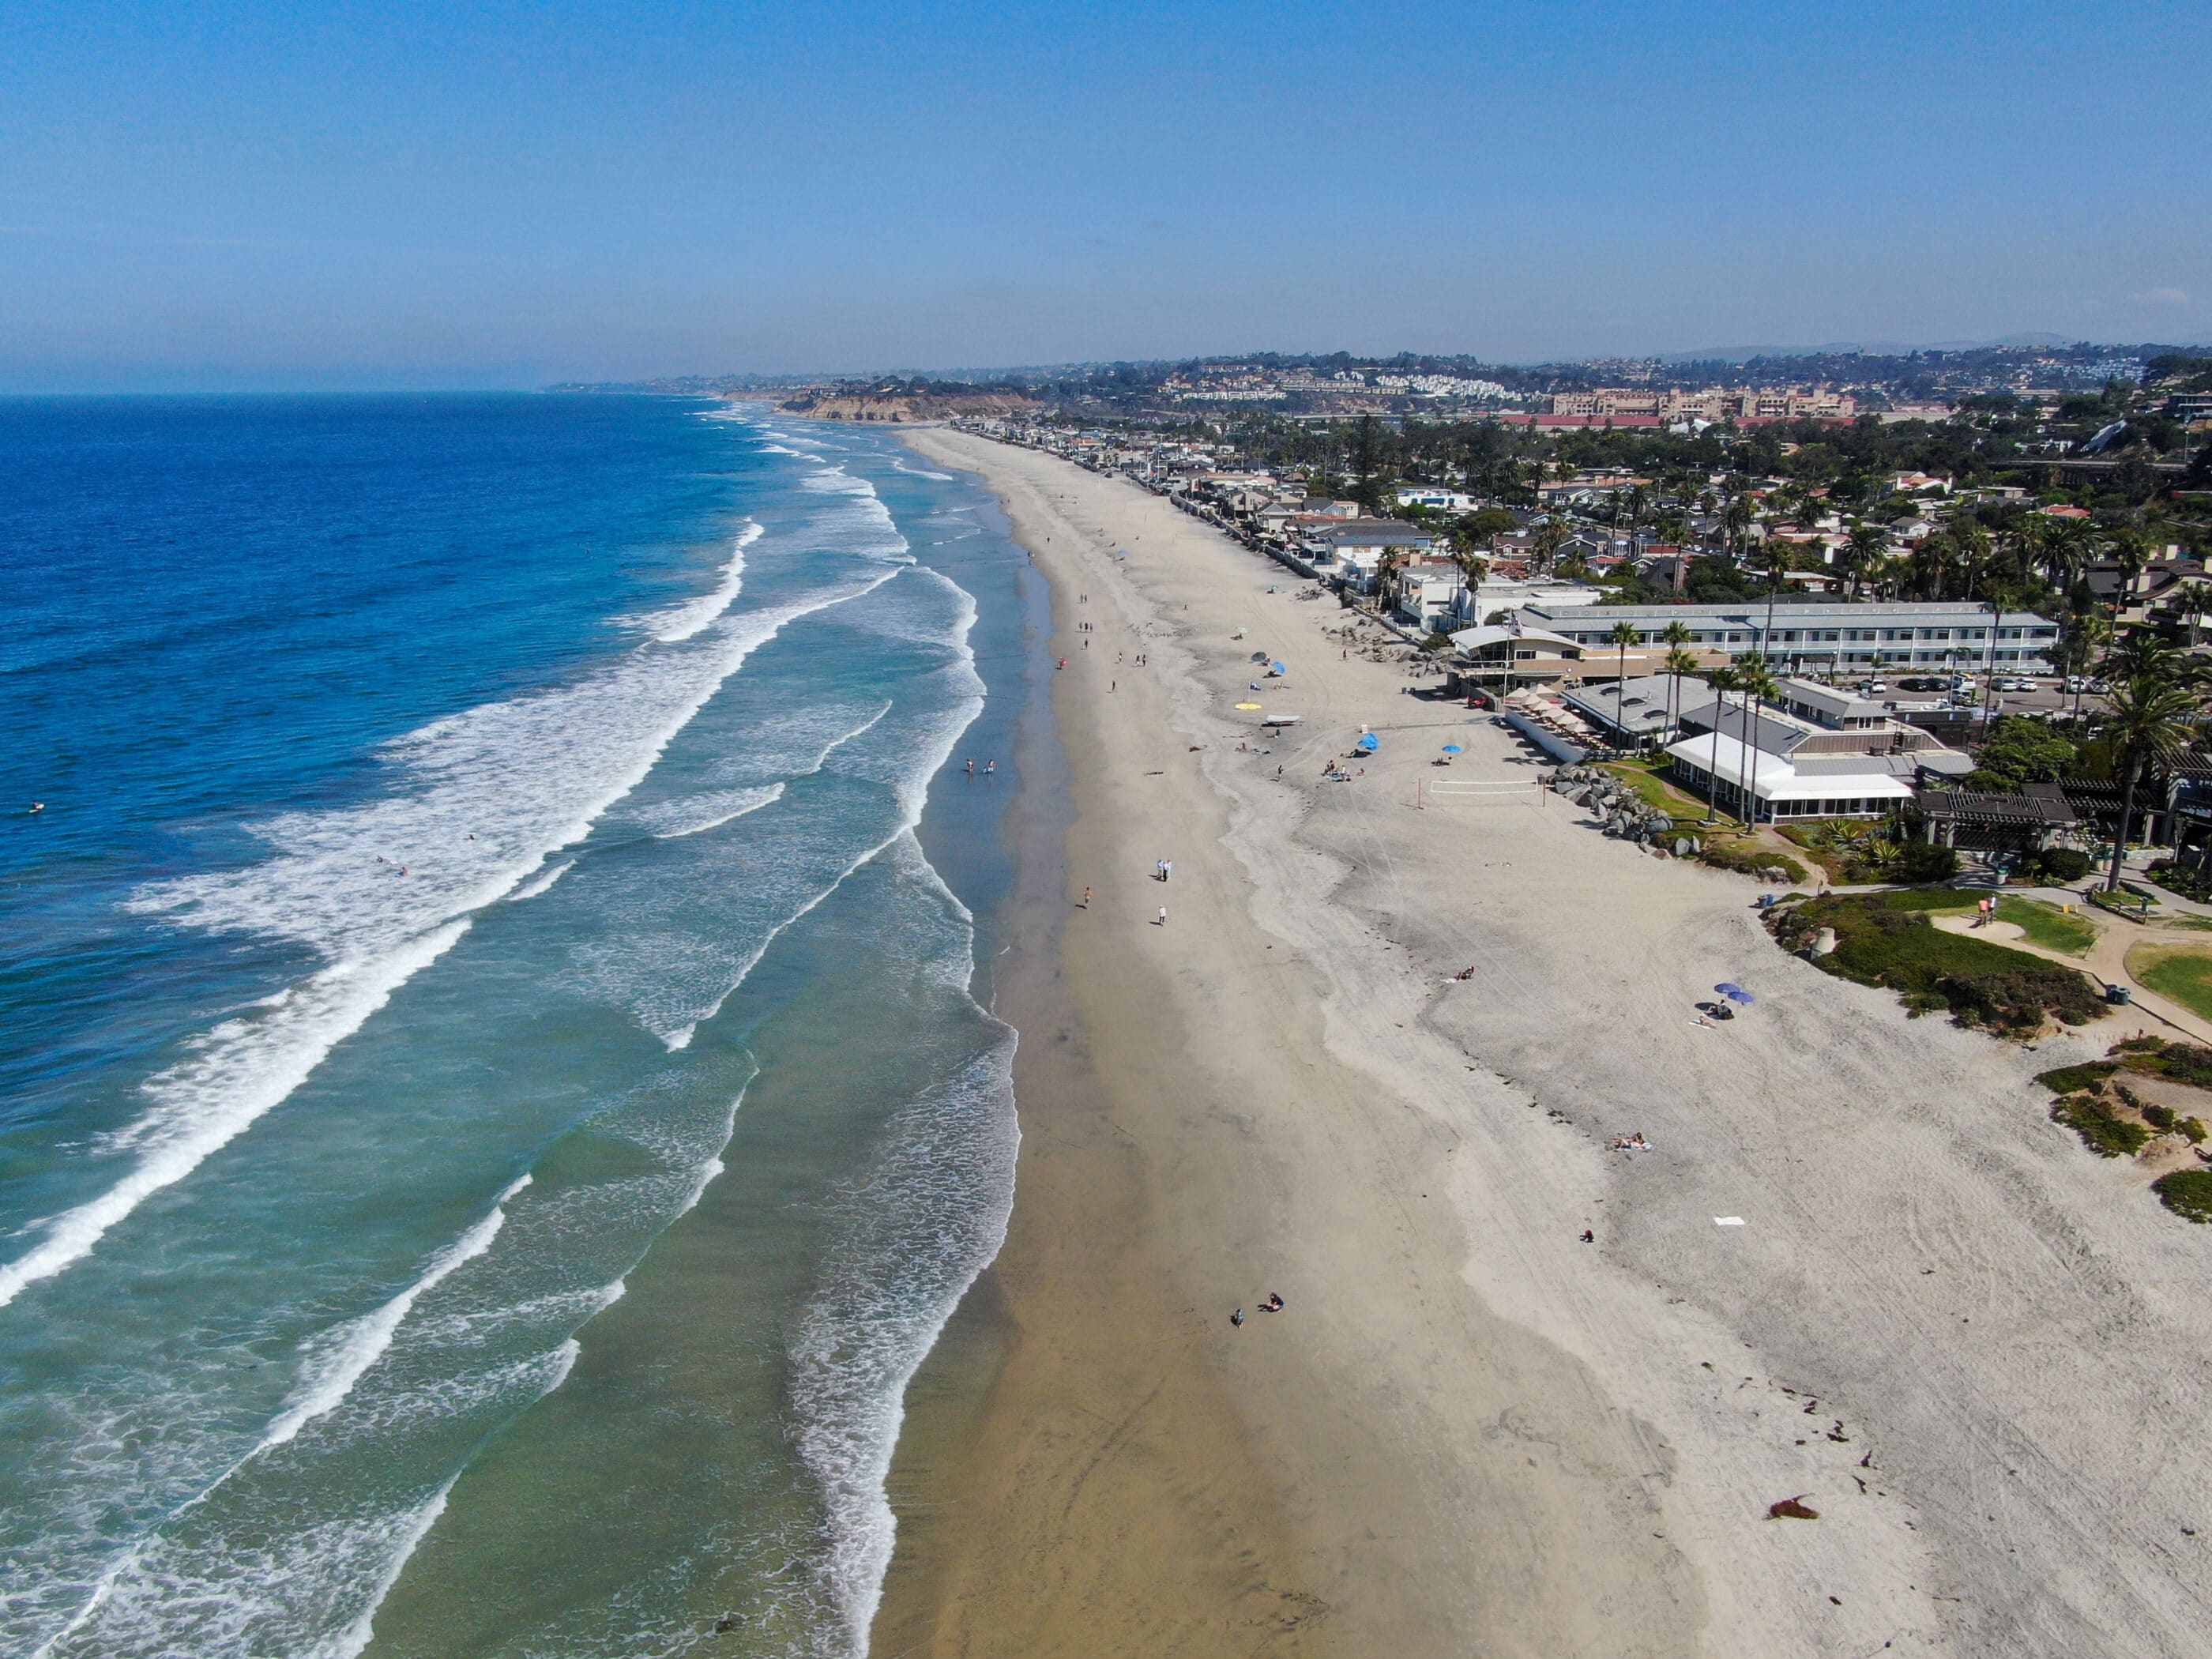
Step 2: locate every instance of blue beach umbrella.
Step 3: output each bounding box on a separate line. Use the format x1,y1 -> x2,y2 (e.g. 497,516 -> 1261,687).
1442,743 -> 1464,754
1356,733 -> 1379,753
1716,983 -> 1755,1003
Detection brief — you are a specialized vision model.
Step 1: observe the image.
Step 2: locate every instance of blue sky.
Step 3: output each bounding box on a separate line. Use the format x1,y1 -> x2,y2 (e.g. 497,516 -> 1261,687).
2,0 -> 2206,389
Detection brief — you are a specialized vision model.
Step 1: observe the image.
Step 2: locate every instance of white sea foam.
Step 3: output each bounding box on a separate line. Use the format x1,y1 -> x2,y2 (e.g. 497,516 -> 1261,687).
41,1340 -> 581,1659
890,459 -> 954,481
653,638 -> 979,1054
503,858 -> 574,901
261,1173 -> 532,1449
1,491 -> 908,1312
313,1478 -> 460,1659
627,783 -> 784,840
788,918 -> 1019,1655
0,922 -> 470,1311
645,520 -> 760,643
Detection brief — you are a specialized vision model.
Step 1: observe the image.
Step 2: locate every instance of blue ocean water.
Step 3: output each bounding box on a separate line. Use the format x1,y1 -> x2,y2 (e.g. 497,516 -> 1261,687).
0,396 -> 1039,1656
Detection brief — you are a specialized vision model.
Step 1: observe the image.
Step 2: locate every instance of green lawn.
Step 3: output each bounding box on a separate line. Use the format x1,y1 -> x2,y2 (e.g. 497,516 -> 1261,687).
1996,897 -> 2100,957
1772,893 -> 2105,1031
2129,946 -> 2212,1023
1595,758 -> 1704,821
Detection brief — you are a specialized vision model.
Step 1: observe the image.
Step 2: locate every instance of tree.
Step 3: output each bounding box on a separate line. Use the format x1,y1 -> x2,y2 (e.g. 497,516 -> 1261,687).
1533,519 -> 1568,572
1721,492 -> 1755,557
2173,580 -> 2212,647
1965,717 -> 2079,793
1608,619 -> 1640,698
1843,521 -> 1890,598
1664,644 -> 1700,740
1702,666 -> 1742,825
2097,671 -> 2203,890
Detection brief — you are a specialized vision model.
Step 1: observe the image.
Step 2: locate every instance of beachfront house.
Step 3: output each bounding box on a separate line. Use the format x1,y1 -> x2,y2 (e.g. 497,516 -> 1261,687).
1386,560 -> 1467,630
1307,521 -> 1437,592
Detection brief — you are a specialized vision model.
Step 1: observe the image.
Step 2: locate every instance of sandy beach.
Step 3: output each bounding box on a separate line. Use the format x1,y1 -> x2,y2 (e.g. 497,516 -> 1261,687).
875,426 -> 2212,1658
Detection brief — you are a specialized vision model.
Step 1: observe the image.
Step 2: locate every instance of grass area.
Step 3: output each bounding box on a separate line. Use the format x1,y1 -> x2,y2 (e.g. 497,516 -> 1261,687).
2154,1169 -> 2212,1223
2088,889 -> 2161,923
2127,943 -> 2212,1022
1770,892 -> 2105,1033
1878,889 -> 1977,912
1698,837 -> 1808,884
1594,758 -> 1704,822
2037,1060 -> 2120,1094
1996,897 -> 2100,957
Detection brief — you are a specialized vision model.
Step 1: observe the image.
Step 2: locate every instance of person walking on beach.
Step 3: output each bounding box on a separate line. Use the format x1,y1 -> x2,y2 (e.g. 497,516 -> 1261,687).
1162,859 -> 1172,882
1081,887 -> 1092,908
1157,905 -> 1168,925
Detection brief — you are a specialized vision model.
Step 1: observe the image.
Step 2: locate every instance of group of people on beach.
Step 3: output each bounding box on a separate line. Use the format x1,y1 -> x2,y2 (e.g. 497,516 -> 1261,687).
1229,1291 -> 1287,1327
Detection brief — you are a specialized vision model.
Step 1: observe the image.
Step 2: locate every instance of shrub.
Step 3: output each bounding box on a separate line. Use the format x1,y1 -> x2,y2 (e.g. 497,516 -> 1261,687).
2140,1043 -> 2212,1089
2026,848 -> 2094,885
2146,860 -> 2212,903
2153,1169 -> 2212,1223
1770,895 -> 2105,1033
2036,1062 -> 2119,1094
2185,1118 -> 2209,1145
2143,1103 -> 2179,1131
1698,840 -> 1808,883
1890,843 -> 1961,884
2052,1095 -> 2150,1158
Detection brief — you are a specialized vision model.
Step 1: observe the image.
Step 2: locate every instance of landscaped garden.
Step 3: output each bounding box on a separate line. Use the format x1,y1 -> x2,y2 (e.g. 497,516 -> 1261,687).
2034,1038 -> 2212,1221
1769,890 -> 2106,1033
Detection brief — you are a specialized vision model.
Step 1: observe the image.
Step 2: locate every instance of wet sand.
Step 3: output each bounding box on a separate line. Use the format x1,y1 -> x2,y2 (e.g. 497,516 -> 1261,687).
874,426 -> 2212,1658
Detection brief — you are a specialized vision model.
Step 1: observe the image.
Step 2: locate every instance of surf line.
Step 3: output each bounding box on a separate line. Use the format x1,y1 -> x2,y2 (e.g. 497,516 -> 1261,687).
26,1173 -> 530,1657
0,571 -> 907,1315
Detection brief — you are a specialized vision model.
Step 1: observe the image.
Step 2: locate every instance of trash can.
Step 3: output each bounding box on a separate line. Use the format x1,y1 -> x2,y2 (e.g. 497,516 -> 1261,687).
2107,984 -> 2134,1006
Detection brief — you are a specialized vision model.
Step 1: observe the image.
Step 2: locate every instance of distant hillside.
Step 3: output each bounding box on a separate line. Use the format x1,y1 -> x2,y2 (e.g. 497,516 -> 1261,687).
773,378 -> 1040,422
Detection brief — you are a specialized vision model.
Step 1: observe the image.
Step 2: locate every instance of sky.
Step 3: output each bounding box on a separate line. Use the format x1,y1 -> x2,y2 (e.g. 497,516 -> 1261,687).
2,0 -> 2207,390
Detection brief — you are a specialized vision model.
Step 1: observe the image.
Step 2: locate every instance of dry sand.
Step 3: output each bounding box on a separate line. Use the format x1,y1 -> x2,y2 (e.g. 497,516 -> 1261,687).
875,426 -> 2212,1658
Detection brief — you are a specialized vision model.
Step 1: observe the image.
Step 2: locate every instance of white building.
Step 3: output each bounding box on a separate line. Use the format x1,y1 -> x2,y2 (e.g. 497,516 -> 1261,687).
1516,600 -> 2062,674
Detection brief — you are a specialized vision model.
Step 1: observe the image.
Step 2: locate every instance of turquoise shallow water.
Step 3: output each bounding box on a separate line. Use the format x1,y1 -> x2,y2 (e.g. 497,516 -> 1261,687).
0,396 -> 1040,1655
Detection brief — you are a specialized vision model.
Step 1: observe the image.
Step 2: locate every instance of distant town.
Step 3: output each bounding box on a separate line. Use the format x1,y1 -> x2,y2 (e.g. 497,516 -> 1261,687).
559,341 -> 2212,867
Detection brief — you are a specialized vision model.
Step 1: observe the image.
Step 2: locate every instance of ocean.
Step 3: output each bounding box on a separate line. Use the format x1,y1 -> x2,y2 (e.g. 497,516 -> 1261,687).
0,394 -> 1040,1656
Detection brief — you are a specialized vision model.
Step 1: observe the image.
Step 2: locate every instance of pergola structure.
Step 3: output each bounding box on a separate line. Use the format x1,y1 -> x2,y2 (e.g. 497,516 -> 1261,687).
1916,783 -> 2078,853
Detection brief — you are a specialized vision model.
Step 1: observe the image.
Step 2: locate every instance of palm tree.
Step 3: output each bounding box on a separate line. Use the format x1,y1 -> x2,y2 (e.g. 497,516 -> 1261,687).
2109,527 -> 2152,611
1843,521 -> 1889,599
1664,645 -> 1701,741
1702,665 -> 1742,826
1721,492 -> 1755,558
2097,669 -> 2203,889
1608,618 -> 1639,687
2063,611 -> 2112,720
2172,579 -> 2212,647
1533,519 -> 1568,573
1660,619 -> 1694,724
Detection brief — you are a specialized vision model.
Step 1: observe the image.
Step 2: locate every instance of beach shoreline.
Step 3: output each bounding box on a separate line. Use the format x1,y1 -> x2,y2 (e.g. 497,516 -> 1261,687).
875,423 -> 2212,1658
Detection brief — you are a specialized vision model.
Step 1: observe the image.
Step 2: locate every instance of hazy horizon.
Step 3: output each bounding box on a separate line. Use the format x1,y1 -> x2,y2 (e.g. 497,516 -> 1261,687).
5,0 -> 2207,393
